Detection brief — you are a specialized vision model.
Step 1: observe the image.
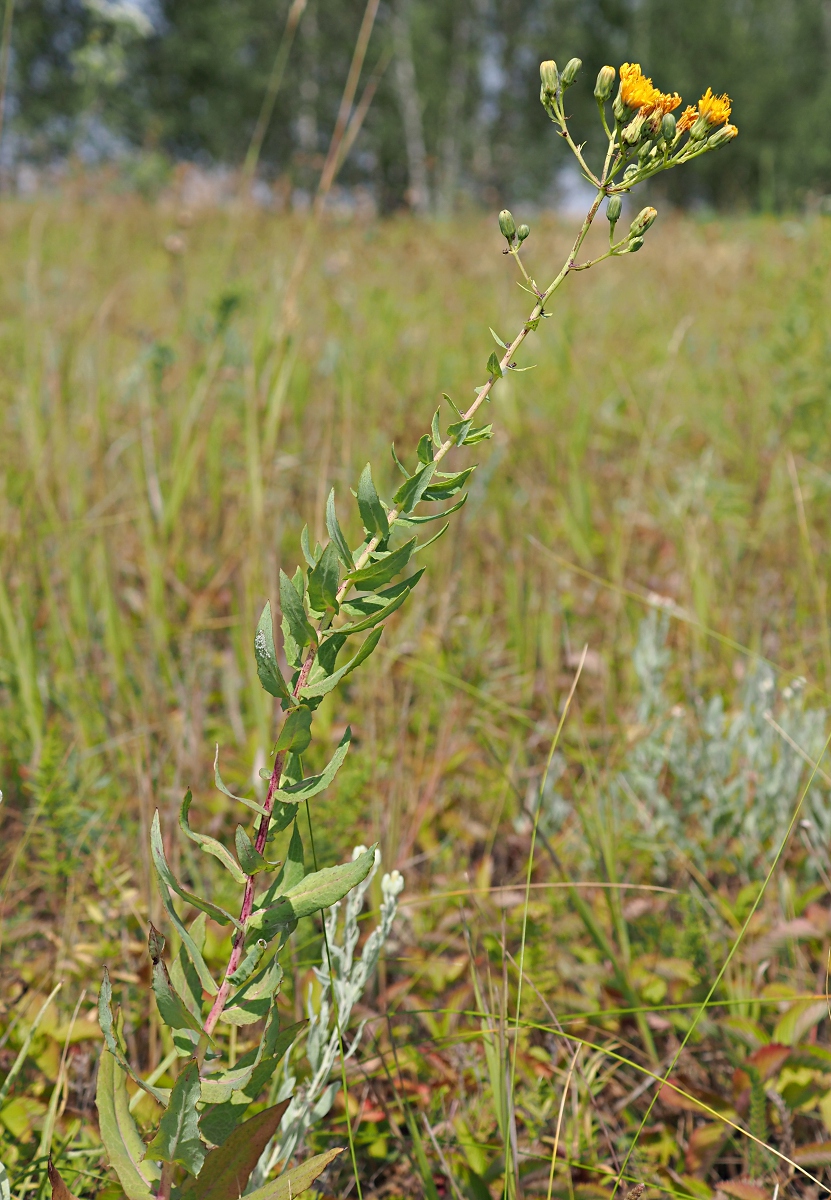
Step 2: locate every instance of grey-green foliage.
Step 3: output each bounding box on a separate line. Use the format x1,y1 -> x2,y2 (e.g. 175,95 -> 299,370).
254,851 -> 404,1182
616,611 -> 829,878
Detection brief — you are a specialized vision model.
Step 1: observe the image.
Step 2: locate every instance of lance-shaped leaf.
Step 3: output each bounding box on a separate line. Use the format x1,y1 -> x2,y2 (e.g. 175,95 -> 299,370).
47,1161 -> 80,1200
199,1003 -> 281,1104
422,466 -> 475,502
308,541 -> 340,614
356,463 -> 389,539
392,462 -> 436,514
145,1060 -> 205,1176
274,705 -> 312,754
214,747 -> 268,817
431,407 -> 443,448
180,1103 -> 290,1200
337,571 -> 423,633
235,827 -> 273,876
150,822 -> 218,997
279,569 -> 316,650
171,915 -> 207,1022
255,602 -> 292,702
416,434 -> 434,464
152,811 -> 239,930
96,1048 -> 160,1200
396,496 -> 467,526
245,1148 -> 345,1200
300,626 -> 383,700
221,954 -> 284,1025
179,791 -> 246,886
487,350 -> 503,378
300,525 -> 316,569
98,970 -> 169,1103
462,423 -> 493,445
257,822 -> 304,909
149,926 -> 207,1042
199,1021 -> 303,1144
228,939 -> 267,988
249,843 -> 377,935
273,728 -> 351,805
489,327 -> 509,349
325,488 -> 355,569
348,537 -> 416,591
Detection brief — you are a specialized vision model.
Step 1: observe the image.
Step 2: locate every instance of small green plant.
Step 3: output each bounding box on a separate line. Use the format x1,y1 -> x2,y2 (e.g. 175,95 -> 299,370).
15,54 -> 737,1200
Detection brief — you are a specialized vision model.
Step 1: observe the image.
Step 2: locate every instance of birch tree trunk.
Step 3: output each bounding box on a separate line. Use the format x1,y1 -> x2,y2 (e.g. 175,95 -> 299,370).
391,0 -> 430,214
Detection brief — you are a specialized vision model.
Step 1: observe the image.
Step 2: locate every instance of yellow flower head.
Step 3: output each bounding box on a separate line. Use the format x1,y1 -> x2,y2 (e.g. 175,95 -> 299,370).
677,105 -> 698,133
697,87 -> 732,126
619,63 -> 681,118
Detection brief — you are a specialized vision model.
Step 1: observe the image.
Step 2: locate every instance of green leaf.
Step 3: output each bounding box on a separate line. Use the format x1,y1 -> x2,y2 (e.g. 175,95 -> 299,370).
198,1022 -> 303,1145
96,1049 -> 160,1200
300,626 -> 383,699
179,791 -> 246,886
255,603 -> 292,702
338,571 -> 423,630
245,1148 -> 345,1200
151,810 -> 240,930
463,424 -> 493,445
149,926 -> 206,1041
447,418 -> 471,444
431,408 -> 443,448
348,537 -> 416,590
390,442 -> 409,478
396,496 -> 468,525
507,362 -> 536,373
414,523 -> 449,554
274,704 -> 313,754
392,462 -> 436,513
214,747 -> 268,817
279,569 -> 316,651
198,1005 -> 288,1106
422,466 -> 475,502
300,525 -> 316,569
489,327 -> 509,350
486,351 -> 503,378
274,728 -> 351,804
221,956 -> 283,1025
308,541 -> 340,613
98,970 -> 169,1104
228,940 -> 267,989
357,464 -> 389,539
171,917 -> 206,1023
325,488 -> 355,570
524,316 -> 541,332
258,822 -> 304,910
416,434 -> 434,464
145,1060 -> 205,1176
181,1103 -> 290,1200
252,843 -> 378,932
442,391 -> 463,417
235,827 -> 274,876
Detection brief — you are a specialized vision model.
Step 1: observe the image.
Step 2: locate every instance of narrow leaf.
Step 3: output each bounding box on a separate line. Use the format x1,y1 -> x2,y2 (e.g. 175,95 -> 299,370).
307,541 -> 340,613
463,424 -> 493,445
422,466 -> 475,502
274,728 -> 351,804
255,843 -> 378,931
348,537 -> 416,590
96,1049 -> 159,1200
300,525 -> 315,569
392,462 -> 436,514
339,571 -> 423,627
149,925 -> 206,1040
98,970 -> 169,1103
395,497 -> 467,525
390,442 -> 409,478
145,1060 -> 205,1176
279,569 -> 316,650
151,810 -> 239,929
228,940 -> 267,988
245,1148 -> 345,1200
416,434 -> 434,464
357,464 -> 389,539
431,408 -> 442,448
181,1103 -> 290,1200
326,488 -> 355,569
447,419 -> 471,445
235,827 -> 273,876
255,603 -> 292,702
179,792 -> 246,886
489,327 -> 509,349
442,392 -> 463,417
300,626 -> 383,699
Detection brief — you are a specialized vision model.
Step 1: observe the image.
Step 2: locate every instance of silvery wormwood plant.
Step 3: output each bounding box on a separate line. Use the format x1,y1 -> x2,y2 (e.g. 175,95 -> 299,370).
29,54 -> 736,1200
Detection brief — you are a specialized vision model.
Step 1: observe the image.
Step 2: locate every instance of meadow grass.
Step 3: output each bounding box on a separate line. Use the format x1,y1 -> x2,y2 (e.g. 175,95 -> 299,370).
3,191 -> 831,1197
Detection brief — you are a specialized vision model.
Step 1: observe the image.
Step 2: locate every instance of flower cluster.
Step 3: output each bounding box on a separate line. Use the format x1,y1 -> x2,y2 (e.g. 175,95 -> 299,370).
619,63 -> 681,118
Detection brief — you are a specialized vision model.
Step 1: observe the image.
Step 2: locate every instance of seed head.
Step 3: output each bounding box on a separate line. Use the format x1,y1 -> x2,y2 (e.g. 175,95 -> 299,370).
707,123 -> 738,148
594,65 -> 616,102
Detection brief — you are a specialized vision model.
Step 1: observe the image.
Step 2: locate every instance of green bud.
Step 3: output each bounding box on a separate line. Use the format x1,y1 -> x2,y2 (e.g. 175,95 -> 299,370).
594,65 -> 616,103
629,206 -> 657,236
539,60 -> 559,95
689,115 -> 709,141
498,209 -> 517,241
638,139 -> 654,162
622,112 -> 647,145
517,224 -> 530,243
707,123 -> 738,148
613,92 -> 628,123
561,58 -> 582,87
628,236 -> 645,253
661,113 -> 676,143
623,163 -> 640,184
606,195 -> 622,224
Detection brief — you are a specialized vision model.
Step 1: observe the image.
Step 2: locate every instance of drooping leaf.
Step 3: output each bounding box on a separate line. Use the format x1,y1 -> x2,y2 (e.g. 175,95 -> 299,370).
357,464 -> 389,540
392,462 -> 436,513
338,571 -> 423,631
96,1049 -> 160,1200
325,488 -> 355,570
145,1060 -> 205,1176
273,728 -> 351,804
214,747 -> 268,817
421,467 -> 475,502
250,844 -> 378,934
416,434 -> 434,464
245,1148 -> 345,1200
348,538 -> 416,590
396,497 -> 467,526
48,1160 -> 80,1200
279,569 -> 316,651
489,327 -> 509,349
151,811 -> 239,929
308,541 -> 340,613
149,925 -> 206,1042
179,792 -> 246,886
274,705 -> 313,754
98,970 -> 169,1103
181,1103 -> 291,1200
390,442 -> 409,478
300,627 -> 383,700
255,603 -> 292,702
486,351 -> 503,378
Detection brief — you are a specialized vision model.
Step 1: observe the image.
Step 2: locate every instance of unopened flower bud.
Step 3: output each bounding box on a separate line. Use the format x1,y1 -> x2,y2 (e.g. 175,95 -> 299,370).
623,164 -> 639,183
638,139 -> 654,162
539,60 -> 559,96
517,223 -> 530,242
498,209 -> 517,241
606,195 -> 622,224
661,113 -> 676,143
561,58 -> 581,87
628,236 -> 645,253
707,123 -> 738,148
630,206 -> 657,236
622,113 -> 647,145
594,66 -> 616,102
613,91 -> 628,123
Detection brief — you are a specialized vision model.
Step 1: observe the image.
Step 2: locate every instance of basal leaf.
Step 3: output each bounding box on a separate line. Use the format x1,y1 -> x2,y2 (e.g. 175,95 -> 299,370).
279,569 -> 316,651
255,603 -> 292,702
299,627 -> 383,700
145,1061 -> 205,1176
179,791 -> 246,886
181,1103 -> 290,1200
348,537 -> 416,590
151,810 -> 239,930
325,488 -> 355,570
308,541 -> 340,614
245,1148 -> 345,1200
96,1049 -> 160,1200
357,464 -> 389,540
392,462 -> 436,513
274,705 -> 313,754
